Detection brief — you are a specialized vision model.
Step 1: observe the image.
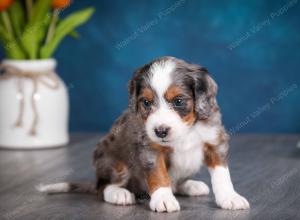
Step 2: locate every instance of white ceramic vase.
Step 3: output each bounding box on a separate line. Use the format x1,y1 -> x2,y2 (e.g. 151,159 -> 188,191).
0,59 -> 69,149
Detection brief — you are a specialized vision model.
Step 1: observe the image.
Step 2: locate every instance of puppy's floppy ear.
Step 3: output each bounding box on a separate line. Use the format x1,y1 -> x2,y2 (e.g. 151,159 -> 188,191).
190,66 -> 218,120
128,78 -> 138,113
128,63 -> 151,113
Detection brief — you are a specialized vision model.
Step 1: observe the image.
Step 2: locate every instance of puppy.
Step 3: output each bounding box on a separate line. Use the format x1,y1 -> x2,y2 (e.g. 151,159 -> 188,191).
38,56 -> 249,212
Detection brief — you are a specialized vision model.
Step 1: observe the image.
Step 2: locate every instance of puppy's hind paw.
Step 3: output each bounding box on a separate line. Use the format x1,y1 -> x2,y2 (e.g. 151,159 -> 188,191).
177,180 -> 210,196
103,185 -> 136,205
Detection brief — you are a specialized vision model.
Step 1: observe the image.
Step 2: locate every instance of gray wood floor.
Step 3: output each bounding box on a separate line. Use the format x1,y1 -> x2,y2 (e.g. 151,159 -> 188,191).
0,134 -> 300,220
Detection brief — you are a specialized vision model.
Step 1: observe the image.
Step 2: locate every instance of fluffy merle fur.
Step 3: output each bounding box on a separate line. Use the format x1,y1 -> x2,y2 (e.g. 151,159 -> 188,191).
37,56 -> 232,205
92,56 -> 227,197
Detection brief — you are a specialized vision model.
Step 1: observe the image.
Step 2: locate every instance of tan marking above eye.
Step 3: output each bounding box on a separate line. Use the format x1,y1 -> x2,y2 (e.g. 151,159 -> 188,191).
141,88 -> 154,102
164,85 -> 183,102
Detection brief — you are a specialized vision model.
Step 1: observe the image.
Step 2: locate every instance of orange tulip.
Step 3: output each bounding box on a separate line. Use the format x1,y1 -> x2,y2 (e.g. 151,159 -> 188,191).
0,0 -> 14,11
52,0 -> 71,9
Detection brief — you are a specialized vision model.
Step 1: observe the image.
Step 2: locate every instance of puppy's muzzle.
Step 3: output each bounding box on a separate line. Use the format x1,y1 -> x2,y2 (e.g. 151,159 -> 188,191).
154,126 -> 170,138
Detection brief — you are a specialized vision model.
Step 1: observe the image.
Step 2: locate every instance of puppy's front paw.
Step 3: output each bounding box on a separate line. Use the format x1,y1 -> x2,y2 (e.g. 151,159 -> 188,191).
103,185 -> 136,205
150,187 -> 180,213
177,180 -> 210,196
216,192 -> 250,210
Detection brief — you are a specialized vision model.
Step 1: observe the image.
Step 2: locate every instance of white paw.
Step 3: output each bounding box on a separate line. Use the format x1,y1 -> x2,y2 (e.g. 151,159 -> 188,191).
177,180 -> 210,196
216,192 -> 250,210
103,185 -> 136,205
150,187 -> 180,213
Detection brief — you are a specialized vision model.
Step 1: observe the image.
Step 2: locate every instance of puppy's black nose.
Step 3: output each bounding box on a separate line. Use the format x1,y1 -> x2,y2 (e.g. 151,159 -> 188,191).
154,126 -> 170,138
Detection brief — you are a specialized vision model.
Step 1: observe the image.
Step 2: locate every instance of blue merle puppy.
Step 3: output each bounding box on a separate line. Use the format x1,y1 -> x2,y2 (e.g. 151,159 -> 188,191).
38,56 -> 249,212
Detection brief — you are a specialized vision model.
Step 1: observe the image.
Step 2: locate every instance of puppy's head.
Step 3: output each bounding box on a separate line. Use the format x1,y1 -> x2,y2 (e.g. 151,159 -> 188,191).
128,57 -> 218,148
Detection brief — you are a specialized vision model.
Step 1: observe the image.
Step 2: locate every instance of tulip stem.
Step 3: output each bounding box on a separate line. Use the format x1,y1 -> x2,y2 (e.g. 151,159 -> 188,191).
25,0 -> 33,20
1,11 -> 14,38
45,9 -> 60,43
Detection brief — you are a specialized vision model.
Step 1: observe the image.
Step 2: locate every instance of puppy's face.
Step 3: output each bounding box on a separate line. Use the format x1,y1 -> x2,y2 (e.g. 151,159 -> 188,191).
128,57 -> 217,148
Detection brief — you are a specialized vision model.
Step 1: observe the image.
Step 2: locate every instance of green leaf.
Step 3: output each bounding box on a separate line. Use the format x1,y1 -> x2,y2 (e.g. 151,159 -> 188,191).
0,14 -> 3,27
21,15 -> 50,59
8,1 -> 25,37
5,42 -> 27,59
40,7 -> 95,58
0,25 -> 11,42
29,0 -> 52,24
68,30 -> 80,39
20,0 -> 52,59
56,18 -> 80,39
0,21 -> 26,59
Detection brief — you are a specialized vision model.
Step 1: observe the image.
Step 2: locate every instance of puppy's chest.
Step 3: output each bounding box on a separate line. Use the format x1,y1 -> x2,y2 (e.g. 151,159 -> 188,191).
168,123 -> 219,183
169,146 -> 203,183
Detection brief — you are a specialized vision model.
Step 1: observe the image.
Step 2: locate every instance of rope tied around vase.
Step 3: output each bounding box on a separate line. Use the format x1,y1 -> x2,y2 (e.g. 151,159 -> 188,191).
0,64 -> 60,136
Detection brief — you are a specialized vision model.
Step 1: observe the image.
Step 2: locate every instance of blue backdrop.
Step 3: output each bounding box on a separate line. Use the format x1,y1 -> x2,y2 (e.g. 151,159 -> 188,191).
1,0 -> 300,133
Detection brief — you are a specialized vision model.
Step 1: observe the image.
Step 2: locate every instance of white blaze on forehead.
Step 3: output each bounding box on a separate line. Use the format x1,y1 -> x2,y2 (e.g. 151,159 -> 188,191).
145,59 -> 188,147
149,60 -> 176,96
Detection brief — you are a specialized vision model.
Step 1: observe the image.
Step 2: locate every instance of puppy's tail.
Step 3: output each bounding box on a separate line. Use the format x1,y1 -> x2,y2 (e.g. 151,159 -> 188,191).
36,182 -> 97,194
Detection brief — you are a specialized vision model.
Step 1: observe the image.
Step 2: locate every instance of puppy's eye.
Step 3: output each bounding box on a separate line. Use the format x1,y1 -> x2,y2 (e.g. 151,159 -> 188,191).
173,98 -> 185,107
143,99 -> 152,108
